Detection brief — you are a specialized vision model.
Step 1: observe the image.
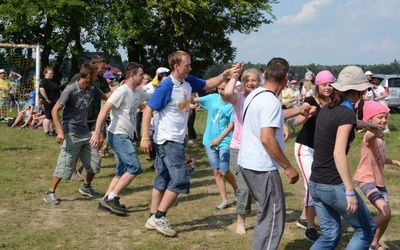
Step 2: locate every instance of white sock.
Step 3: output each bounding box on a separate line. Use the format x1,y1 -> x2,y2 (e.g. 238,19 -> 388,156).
108,192 -> 117,200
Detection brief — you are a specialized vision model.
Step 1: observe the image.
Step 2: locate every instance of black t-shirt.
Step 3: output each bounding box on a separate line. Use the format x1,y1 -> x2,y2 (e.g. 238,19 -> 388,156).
40,78 -> 61,102
295,96 -> 321,148
310,104 -> 356,185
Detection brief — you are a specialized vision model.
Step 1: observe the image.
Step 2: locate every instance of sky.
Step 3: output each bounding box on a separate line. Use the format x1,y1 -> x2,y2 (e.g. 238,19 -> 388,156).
231,0 -> 400,66
113,0 -> 400,66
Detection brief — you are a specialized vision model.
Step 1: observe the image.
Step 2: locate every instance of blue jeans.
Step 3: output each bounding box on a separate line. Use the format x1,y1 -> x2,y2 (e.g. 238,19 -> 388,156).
154,141 -> 190,194
205,146 -> 230,172
309,181 -> 375,250
108,132 -> 142,177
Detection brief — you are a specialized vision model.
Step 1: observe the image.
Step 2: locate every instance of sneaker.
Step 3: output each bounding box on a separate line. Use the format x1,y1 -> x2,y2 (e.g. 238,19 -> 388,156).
215,201 -> 230,210
154,216 -> 177,237
98,198 -> 126,212
296,217 -> 307,230
145,214 -> 156,230
383,129 -> 390,134
43,192 -> 60,205
305,228 -> 320,242
79,185 -> 101,197
99,196 -> 127,215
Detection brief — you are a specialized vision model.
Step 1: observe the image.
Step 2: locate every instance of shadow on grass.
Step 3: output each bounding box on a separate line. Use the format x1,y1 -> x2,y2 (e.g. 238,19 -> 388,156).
387,240 -> 400,250
283,239 -> 313,250
2,146 -> 34,151
174,212 -> 238,233
175,192 -> 219,205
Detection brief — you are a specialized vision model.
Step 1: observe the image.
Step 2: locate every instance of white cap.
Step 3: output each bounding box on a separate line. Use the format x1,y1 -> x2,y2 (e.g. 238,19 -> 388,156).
365,70 -> 373,76
235,81 -> 242,87
156,67 -> 170,74
0,69 -> 5,74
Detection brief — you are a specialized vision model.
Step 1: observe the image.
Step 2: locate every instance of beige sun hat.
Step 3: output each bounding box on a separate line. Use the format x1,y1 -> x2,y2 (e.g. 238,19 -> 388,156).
330,66 -> 371,92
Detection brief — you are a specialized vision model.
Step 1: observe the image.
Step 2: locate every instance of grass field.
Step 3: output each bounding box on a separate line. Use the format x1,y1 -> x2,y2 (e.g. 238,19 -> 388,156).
0,110 -> 400,250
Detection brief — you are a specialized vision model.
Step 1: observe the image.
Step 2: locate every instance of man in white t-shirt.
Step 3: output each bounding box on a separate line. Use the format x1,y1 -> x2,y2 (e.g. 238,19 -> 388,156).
140,50 -> 240,237
90,62 -> 150,215
238,57 -> 313,250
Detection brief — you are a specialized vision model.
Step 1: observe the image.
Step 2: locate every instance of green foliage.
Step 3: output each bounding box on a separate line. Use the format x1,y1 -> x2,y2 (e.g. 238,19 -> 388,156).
0,0 -> 278,78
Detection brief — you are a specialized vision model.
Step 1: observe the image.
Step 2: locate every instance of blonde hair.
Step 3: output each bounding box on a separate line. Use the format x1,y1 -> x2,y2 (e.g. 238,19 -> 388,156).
303,79 -> 314,93
241,68 -> 262,87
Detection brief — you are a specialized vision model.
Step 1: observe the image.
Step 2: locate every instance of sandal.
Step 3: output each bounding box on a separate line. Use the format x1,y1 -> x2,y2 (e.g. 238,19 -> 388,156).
370,243 -> 386,250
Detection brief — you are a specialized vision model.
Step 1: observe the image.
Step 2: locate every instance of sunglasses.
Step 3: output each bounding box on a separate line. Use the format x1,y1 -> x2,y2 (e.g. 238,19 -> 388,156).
108,78 -> 115,80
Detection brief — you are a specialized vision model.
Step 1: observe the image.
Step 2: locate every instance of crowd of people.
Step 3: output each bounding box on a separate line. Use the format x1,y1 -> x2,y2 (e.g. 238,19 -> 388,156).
2,50 -> 398,249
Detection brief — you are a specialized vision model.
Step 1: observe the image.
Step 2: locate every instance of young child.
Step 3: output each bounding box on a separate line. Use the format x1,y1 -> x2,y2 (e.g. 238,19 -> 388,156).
354,101 -> 400,250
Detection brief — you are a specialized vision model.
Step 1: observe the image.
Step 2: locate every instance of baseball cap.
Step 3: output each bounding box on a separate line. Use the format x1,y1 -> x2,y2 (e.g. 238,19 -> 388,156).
290,80 -> 297,84
0,69 -> 6,74
365,71 -> 373,76
235,81 -> 242,87
363,101 -> 389,122
156,67 -> 170,74
103,71 -> 115,79
330,66 -> 371,92
315,70 -> 335,86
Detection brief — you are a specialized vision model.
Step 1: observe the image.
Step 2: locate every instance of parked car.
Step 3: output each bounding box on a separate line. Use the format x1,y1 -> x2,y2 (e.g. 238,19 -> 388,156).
372,74 -> 400,111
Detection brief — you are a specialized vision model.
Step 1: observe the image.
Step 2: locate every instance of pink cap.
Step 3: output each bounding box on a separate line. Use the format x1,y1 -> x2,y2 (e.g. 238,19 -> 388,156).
315,70 -> 335,86
363,101 -> 389,122
290,80 -> 297,84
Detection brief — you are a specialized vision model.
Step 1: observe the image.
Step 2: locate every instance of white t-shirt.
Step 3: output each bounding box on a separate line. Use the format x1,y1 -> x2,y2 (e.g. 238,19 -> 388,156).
238,87 -> 285,171
373,85 -> 388,107
153,78 -> 192,144
107,84 -> 150,139
143,82 -> 155,94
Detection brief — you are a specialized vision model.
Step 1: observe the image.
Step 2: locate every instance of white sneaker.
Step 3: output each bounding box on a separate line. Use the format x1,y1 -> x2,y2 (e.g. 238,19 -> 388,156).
383,129 -> 390,133
43,192 -> 60,205
154,216 -> 177,237
215,201 -> 230,210
145,214 -> 156,230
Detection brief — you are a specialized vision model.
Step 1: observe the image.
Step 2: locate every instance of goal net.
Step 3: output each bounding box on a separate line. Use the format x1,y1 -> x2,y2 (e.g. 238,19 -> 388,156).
0,43 -> 40,116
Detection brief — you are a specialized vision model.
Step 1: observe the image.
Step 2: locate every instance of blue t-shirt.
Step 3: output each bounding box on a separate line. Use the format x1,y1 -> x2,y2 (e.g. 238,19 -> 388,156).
28,90 -> 36,106
199,93 -> 233,150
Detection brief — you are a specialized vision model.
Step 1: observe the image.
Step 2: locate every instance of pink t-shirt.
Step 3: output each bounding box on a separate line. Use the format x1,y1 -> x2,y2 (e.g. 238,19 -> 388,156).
353,133 -> 386,187
230,91 -> 246,150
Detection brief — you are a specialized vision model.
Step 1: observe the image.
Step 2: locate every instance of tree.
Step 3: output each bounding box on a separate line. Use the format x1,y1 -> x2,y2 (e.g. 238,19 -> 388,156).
0,0 -> 278,78
105,0 -> 278,75
0,0 -> 103,81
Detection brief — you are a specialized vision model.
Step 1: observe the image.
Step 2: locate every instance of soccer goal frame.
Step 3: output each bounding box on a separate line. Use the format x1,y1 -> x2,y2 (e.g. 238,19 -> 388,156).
0,43 -> 41,111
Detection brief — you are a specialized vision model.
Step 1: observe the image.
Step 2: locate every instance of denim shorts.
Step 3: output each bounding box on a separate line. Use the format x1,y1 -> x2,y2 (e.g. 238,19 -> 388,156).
108,132 -> 142,177
205,146 -> 230,172
154,141 -> 190,194
54,132 -> 101,179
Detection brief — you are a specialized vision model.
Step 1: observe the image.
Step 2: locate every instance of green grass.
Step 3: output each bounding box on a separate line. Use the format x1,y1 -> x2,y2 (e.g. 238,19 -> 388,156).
0,111 -> 400,249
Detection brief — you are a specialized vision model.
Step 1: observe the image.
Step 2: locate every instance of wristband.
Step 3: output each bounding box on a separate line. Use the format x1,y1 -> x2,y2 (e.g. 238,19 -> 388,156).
345,192 -> 355,197
58,130 -> 64,134
221,73 -> 228,80
141,138 -> 150,141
